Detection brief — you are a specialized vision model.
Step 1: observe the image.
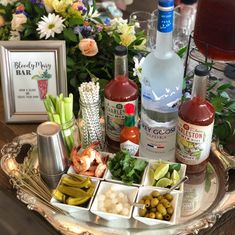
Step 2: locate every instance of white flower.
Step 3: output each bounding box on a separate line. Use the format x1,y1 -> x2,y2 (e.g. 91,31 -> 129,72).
9,30 -> 20,41
11,13 -> 27,32
37,13 -> 65,39
133,56 -> 145,81
0,0 -> 17,6
86,6 -> 100,18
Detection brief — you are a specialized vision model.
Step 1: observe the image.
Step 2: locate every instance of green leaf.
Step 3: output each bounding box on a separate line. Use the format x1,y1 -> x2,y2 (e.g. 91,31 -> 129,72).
63,29 -> 78,42
217,83 -> 232,93
69,17 -> 83,26
177,46 -> 187,59
66,56 -> 76,67
23,27 -> 34,38
211,96 -> 225,112
225,100 -> 235,111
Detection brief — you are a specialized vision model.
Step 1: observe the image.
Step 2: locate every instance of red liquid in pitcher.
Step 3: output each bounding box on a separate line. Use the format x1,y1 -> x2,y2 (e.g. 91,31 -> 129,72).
194,0 -> 235,61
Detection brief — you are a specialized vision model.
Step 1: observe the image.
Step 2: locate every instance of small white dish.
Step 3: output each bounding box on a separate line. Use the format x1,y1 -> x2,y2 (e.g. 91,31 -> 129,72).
90,181 -> 138,220
105,155 -> 148,186
143,160 -> 187,193
50,175 -> 100,213
133,186 -> 180,226
68,151 -> 111,180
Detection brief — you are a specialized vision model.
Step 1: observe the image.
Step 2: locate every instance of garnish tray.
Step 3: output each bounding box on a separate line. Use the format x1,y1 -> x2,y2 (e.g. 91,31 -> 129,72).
1,133 -> 235,235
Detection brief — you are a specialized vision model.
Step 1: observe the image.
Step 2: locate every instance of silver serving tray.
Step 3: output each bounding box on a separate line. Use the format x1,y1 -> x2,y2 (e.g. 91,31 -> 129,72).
1,133 -> 235,235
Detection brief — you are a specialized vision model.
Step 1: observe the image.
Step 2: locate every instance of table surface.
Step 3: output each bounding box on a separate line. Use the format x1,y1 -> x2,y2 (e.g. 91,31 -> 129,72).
1,1 -> 235,235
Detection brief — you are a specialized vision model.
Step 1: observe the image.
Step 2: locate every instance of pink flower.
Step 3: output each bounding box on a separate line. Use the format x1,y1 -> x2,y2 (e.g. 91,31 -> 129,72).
78,38 -> 98,57
0,15 -> 5,27
11,13 -> 27,32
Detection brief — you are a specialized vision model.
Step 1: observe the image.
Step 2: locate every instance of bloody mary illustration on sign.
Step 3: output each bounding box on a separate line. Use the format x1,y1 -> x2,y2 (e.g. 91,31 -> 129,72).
32,70 -> 52,99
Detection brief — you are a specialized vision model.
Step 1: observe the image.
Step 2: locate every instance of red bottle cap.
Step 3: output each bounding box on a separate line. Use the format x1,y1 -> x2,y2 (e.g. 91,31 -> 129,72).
125,103 -> 135,115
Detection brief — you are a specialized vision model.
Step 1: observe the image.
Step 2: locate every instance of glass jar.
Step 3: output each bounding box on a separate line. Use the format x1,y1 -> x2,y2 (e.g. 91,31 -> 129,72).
77,99 -> 105,150
60,116 -> 79,155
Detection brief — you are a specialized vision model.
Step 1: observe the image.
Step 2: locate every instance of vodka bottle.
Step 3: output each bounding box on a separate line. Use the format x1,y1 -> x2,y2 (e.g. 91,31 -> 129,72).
140,0 -> 184,161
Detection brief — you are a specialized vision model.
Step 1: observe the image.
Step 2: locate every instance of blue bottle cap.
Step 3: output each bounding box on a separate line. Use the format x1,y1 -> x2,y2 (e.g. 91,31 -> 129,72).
159,0 -> 174,7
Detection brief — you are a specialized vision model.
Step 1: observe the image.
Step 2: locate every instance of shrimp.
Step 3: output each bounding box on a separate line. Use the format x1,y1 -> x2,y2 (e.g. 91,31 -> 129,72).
95,163 -> 107,178
70,142 -> 102,174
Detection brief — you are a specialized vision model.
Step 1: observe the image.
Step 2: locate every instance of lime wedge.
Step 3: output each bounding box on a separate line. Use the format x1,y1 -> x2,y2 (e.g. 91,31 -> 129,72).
148,168 -> 156,186
171,170 -> 180,186
155,178 -> 173,188
165,172 -> 171,179
154,163 -> 169,181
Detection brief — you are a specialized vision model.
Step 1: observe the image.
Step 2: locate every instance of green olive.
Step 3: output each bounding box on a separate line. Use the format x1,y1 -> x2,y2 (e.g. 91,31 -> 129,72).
144,199 -> 151,208
139,208 -> 147,217
155,212 -> 163,220
150,207 -> 157,213
149,212 -> 155,219
138,199 -> 145,204
167,206 -> 174,215
151,190 -> 160,198
157,203 -> 167,216
161,198 -> 171,208
164,214 -> 171,221
142,195 -> 152,200
151,198 -> 159,207
164,193 -> 173,201
157,195 -> 163,201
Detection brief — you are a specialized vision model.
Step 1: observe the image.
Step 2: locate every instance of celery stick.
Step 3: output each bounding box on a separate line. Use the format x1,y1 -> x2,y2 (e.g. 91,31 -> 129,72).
48,94 -> 56,108
64,94 -> 73,122
59,100 -> 66,124
52,114 -> 61,125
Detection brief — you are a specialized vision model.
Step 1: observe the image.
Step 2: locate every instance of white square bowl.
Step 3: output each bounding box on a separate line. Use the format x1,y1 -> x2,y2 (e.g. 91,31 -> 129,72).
133,186 -> 180,226
50,174 -> 100,213
105,155 -> 149,186
90,181 -> 138,220
143,160 -> 187,193
68,151 -> 111,180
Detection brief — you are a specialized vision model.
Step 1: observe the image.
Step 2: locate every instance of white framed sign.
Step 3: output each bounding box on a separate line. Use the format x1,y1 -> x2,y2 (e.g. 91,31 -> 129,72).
0,40 -> 67,123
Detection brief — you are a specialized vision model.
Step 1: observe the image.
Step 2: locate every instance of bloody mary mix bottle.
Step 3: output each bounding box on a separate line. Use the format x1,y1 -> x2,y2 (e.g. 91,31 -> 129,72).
120,103 -> 140,156
175,64 -> 215,173
104,46 -> 139,152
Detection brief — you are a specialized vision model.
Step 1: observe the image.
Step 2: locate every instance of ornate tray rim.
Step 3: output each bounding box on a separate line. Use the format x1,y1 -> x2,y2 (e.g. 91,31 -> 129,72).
1,133 -> 235,235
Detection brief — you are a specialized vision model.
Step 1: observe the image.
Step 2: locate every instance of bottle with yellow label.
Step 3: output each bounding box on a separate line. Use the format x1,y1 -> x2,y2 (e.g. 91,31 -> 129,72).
175,64 -> 215,173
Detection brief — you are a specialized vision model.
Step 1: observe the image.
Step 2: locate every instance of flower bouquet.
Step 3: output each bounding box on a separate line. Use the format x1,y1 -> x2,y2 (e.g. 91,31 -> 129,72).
0,0 -> 146,113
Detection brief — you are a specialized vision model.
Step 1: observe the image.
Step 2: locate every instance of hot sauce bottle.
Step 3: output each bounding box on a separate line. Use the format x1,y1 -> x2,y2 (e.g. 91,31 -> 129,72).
175,64 -> 215,173
104,46 -> 139,152
120,103 -> 140,156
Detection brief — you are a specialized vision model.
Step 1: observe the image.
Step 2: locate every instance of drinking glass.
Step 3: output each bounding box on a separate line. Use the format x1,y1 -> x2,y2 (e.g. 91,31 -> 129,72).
149,8 -> 189,54
129,11 -> 157,51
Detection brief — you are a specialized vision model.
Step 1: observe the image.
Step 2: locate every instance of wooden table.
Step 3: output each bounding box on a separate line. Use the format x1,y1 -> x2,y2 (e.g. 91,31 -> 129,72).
1,81 -> 235,235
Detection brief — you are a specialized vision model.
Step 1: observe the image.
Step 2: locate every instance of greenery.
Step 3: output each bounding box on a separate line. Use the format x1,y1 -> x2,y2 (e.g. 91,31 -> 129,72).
107,150 -> 147,185
0,0 -> 146,113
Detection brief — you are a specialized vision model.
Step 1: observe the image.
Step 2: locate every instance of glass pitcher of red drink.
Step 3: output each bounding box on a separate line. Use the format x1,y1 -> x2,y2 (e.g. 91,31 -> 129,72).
194,0 -> 235,61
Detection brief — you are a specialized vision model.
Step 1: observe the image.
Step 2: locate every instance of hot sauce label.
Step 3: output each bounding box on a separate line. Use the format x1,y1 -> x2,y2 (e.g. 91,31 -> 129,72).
176,117 -> 214,165
120,140 -> 139,156
104,98 -> 138,142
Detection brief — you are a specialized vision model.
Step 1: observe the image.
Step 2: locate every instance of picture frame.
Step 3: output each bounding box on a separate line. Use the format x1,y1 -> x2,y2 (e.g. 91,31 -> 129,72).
0,40 -> 67,123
